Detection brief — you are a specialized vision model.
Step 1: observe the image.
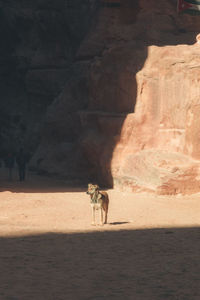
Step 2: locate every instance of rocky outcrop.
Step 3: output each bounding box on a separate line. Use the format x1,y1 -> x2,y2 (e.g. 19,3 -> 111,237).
0,0 -> 98,156
31,61 -> 91,179
73,0 -> 200,194
67,0 -> 200,194
111,43 -> 200,194
2,0 -> 200,194
33,0 -> 200,193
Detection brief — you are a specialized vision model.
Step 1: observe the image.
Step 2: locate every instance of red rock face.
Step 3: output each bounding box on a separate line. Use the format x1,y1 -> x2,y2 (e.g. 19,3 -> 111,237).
78,0 -> 200,194
32,0 -> 200,194
112,43 -> 200,194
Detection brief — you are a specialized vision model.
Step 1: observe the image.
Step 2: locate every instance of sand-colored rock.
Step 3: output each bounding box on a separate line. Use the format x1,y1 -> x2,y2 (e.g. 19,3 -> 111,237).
110,44 -> 200,194
29,0 -> 200,194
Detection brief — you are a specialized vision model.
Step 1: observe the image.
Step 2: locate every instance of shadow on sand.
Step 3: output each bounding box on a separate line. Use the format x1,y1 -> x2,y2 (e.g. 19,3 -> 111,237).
0,227 -> 200,299
0,169 -> 87,193
109,221 -> 130,225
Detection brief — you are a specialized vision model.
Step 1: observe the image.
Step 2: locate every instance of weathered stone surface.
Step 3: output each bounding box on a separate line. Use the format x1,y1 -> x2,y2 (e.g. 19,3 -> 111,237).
0,0 -> 98,155
31,0 -> 200,194
2,0 -> 200,194
76,0 -> 200,193
25,69 -> 70,97
109,43 -> 200,194
30,62 -> 90,178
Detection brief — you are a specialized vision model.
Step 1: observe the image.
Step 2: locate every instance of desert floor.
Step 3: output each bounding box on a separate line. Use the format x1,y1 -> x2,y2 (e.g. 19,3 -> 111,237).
0,167 -> 200,300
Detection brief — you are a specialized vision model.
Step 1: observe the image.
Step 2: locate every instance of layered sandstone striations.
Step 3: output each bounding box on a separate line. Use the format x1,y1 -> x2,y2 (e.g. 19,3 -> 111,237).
29,0 -> 200,194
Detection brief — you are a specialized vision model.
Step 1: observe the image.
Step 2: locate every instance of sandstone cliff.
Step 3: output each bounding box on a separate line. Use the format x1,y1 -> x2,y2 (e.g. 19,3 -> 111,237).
2,0 -> 200,194
0,0 -> 98,155
33,0 -> 200,194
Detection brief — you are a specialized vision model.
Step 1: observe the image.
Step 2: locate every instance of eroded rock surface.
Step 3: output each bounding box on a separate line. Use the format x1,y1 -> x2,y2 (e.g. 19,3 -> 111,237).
33,0 -> 200,194
111,43 -> 200,194
2,0 -> 200,194
0,0 -> 98,155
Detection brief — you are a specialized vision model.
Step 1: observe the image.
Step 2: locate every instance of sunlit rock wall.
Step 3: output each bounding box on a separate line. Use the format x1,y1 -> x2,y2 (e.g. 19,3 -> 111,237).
32,0 -> 200,193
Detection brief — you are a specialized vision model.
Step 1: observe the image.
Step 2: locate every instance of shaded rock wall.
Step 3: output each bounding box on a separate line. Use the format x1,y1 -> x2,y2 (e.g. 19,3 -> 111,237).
3,0 -> 200,194
34,0 -> 200,194
0,0 -> 98,156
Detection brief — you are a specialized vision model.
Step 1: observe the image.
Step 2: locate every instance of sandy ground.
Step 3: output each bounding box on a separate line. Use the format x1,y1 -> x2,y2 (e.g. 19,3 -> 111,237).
1,167 -> 200,299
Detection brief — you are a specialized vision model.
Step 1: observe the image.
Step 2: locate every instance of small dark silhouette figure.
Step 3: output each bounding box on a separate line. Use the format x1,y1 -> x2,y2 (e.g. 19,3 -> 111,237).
16,148 -> 27,181
5,152 -> 15,181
